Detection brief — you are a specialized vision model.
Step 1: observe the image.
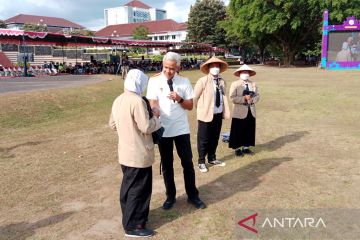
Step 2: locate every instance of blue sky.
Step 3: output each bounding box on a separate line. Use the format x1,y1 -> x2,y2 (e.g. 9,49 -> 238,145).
0,0 -> 229,30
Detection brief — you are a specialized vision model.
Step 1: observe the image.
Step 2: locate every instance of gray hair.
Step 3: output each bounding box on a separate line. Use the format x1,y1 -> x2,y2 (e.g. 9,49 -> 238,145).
163,52 -> 181,66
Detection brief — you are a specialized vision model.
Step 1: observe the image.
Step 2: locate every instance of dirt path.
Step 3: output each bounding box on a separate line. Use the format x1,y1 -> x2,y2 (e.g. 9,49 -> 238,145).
0,75 -> 113,95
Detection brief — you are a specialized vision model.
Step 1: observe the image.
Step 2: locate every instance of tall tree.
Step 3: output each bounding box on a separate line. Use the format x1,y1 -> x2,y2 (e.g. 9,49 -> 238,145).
23,23 -> 48,32
187,0 -> 227,47
132,26 -> 150,40
224,0 -> 360,66
0,20 -> 7,29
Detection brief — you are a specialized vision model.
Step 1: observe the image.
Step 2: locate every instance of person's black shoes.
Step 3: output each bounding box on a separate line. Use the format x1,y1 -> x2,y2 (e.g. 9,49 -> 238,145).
235,148 -> 244,156
125,228 -> 154,238
242,148 -> 254,155
162,198 -> 176,210
187,197 -> 207,209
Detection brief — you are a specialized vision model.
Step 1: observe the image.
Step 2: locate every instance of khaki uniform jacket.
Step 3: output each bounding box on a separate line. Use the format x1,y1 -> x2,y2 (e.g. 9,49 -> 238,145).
193,74 -> 230,122
109,91 -> 161,168
229,79 -> 260,119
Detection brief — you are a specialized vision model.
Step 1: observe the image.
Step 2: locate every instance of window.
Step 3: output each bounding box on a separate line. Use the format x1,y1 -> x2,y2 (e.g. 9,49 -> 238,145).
172,35 -> 176,39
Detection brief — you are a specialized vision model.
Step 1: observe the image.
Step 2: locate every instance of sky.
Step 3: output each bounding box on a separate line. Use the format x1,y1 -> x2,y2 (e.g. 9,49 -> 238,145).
0,0 -> 229,31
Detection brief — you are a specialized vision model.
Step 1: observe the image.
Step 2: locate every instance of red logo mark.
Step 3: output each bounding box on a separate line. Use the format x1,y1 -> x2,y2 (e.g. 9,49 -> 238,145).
238,213 -> 258,234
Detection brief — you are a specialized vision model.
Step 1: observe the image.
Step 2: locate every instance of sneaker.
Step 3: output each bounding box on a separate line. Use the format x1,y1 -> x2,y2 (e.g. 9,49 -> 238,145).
208,160 -> 226,166
235,148 -> 244,156
198,163 -> 208,173
125,228 -> 154,238
242,148 -> 254,155
187,197 -> 207,209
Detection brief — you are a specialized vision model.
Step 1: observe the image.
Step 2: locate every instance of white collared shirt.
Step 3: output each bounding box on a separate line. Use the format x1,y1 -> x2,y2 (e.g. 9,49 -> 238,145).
243,80 -> 254,91
146,72 -> 194,137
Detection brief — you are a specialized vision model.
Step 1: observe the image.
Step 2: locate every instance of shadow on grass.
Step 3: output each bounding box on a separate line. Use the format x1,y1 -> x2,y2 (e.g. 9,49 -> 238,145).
219,131 -> 309,162
257,131 -> 309,152
0,141 -> 49,158
0,211 -> 74,240
148,157 -> 292,230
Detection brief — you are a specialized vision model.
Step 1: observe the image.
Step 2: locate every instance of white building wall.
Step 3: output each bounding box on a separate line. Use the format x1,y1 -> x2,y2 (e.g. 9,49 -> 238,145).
105,7 -> 131,25
149,30 -> 187,43
149,8 -> 156,21
105,5 -> 167,25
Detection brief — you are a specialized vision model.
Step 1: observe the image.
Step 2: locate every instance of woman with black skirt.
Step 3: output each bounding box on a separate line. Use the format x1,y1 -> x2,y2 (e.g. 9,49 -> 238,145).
229,64 -> 259,156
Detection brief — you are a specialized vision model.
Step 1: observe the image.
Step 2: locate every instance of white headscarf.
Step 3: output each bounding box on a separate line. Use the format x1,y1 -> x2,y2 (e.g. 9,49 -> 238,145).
124,69 -> 149,95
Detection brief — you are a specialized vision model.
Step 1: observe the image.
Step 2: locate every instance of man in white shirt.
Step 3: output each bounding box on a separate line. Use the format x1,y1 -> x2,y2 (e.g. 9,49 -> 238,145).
147,52 -> 206,210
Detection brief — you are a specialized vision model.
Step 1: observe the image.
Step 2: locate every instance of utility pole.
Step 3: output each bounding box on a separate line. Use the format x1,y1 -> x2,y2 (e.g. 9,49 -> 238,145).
22,34 -> 28,77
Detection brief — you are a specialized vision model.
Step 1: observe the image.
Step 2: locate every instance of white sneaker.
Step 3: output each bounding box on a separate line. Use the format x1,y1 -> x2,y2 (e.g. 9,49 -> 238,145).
209,160 -> 226,167
198,163 -> 208,173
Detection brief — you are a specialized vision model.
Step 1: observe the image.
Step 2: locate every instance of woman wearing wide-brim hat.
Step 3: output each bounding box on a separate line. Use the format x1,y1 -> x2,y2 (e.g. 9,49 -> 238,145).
228,64 -> 259,156
193,56 -> 230,173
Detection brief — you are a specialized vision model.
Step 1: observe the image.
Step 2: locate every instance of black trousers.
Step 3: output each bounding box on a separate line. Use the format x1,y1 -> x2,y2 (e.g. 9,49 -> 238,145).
158,134 -> 199,200
120,165 -> 152,231
197,113 -> 223,164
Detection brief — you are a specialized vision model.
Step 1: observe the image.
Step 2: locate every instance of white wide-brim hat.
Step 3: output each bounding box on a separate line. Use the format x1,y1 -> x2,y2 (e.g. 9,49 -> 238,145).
233,64 -> 256,77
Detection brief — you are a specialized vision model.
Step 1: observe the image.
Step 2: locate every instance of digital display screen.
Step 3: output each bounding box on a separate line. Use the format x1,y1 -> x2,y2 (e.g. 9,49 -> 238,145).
327,31 -> 360,62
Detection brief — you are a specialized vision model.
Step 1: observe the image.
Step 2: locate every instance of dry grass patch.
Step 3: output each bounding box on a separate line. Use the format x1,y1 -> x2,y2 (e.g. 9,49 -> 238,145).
0,68 -> 359,239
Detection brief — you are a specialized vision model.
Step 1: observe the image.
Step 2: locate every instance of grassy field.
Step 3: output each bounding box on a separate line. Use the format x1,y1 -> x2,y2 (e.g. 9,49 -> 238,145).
0,66 -> 359,239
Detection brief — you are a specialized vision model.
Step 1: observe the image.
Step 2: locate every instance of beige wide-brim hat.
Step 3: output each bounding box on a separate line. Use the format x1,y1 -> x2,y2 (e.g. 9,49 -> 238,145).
233,64 -> 256,77
200,56 -> 228,74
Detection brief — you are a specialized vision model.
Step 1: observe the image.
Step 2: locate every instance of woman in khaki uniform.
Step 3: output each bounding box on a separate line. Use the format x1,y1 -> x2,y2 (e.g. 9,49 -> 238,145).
229,64 -> 259,156
194,56 -> 230,173
109,69 -> 161,238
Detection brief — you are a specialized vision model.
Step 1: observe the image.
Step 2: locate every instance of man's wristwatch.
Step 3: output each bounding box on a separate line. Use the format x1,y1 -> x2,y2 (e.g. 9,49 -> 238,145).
178,97 -> 184,103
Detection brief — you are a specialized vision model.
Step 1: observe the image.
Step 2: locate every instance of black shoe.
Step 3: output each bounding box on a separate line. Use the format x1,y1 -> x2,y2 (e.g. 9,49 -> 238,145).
125,228 -> 154,238
242,148 -> 254,155
187,197 -> 206,209
235,148 -> 244,156
162,198 -> 176,210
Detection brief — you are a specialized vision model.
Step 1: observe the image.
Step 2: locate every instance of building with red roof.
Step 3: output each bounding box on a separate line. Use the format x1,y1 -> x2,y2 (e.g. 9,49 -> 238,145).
4,14 -> 85,33
104,0 -> 166,26
96,19 -> 187,42
124,0 -> 151,9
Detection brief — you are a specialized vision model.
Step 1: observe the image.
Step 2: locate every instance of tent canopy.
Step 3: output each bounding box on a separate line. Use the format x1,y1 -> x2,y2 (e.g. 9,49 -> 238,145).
0,29 -> 220,51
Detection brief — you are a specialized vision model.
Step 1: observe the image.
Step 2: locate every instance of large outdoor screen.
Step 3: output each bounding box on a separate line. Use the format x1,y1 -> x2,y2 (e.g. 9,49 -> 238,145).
327,31 -> 360,62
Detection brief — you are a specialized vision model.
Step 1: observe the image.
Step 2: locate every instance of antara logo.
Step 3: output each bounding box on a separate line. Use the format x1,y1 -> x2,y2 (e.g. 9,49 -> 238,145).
238,213 -> 258,234
238,212 -> 327,234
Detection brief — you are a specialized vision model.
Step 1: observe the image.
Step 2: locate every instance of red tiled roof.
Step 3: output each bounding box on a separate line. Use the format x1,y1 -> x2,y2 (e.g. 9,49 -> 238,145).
0,52 -> 13,67
5,14 -> 84,29
95,19 -> 187,37
177,23 -> 187,31
124,0 -> 151,9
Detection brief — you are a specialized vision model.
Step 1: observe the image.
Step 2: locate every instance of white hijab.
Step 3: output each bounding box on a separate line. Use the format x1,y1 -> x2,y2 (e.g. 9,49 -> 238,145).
124,69 -> 149,95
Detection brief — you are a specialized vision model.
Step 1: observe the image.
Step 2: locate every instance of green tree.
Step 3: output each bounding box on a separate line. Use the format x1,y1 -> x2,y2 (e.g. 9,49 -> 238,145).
67,29 -> 94,36
0,20 -> 7,29
132,26 -> 150,40
224,0 -> 360,66
187,0 -> 227,47
23,23 -> 48,32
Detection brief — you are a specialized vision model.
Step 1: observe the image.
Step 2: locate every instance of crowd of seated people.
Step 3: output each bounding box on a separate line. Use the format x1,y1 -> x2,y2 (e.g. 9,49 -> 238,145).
0,57 -> 203,78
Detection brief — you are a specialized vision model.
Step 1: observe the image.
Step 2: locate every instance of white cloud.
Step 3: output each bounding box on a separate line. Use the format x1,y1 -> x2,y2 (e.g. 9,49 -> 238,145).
0,0 -> 229,28
163,1 -> 191,23
81,18 -> 105,31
